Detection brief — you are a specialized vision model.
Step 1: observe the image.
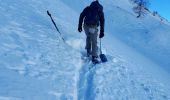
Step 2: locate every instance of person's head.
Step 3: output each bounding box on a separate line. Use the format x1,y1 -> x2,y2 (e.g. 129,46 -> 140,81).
90,0 -> 99,8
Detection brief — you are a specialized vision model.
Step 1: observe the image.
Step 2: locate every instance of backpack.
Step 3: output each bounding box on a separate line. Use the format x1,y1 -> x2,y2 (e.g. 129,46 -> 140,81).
84,3 -> 101,26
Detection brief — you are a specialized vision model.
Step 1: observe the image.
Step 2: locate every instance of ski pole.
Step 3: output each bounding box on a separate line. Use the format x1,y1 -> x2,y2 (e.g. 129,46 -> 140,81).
100,38 -> 102,54
47,10 -> 65,42
99,38 -> 107,62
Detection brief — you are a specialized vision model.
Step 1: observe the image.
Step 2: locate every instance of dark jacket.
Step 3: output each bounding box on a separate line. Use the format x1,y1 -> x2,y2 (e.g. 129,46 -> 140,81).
78,1 -> 105,33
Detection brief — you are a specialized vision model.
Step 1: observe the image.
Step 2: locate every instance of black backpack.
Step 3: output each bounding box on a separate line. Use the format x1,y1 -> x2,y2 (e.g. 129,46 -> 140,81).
84,2 -> 102,26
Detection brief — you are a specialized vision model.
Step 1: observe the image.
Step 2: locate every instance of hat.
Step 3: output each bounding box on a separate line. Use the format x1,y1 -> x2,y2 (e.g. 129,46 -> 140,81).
90,0 -> 99,7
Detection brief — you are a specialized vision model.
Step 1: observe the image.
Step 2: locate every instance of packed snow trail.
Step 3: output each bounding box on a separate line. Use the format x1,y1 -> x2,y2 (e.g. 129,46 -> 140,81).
77,54 -> 97,100
77,61 -> 94,100
77,51 -> 170,100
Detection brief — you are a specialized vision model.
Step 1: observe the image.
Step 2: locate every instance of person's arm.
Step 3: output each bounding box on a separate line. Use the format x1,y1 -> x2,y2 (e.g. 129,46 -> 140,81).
78,7 -> 88,28
99,11 -> 105,34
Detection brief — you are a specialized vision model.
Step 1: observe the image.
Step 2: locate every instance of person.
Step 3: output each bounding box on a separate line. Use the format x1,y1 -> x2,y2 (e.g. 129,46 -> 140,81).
78,0 -> 105,64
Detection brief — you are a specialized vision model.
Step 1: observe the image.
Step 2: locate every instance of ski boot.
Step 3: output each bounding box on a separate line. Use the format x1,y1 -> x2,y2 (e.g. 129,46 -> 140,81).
92,56 -> 100,64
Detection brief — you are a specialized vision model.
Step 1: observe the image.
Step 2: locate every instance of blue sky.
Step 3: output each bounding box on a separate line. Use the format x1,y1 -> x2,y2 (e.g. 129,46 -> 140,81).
149,0 -> 170,21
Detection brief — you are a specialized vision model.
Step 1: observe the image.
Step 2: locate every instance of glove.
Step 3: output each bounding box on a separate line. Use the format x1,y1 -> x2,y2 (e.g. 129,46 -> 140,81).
78,26 -> 82,32
99,32 -> 104,38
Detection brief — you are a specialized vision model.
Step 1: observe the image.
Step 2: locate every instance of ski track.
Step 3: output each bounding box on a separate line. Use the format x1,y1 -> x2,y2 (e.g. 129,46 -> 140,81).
77,56 -> 96,100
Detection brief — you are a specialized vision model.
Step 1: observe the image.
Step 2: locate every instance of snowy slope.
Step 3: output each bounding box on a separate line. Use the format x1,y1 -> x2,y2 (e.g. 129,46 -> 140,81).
0,0 -> 170,100
102,0 -> 170,71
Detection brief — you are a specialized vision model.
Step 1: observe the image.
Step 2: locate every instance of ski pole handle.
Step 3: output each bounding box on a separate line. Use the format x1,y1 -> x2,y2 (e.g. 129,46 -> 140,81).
47,10 -> 51,16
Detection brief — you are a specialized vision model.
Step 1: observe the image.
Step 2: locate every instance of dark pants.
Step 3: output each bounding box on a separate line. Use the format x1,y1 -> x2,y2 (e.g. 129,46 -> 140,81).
83,24 -> 98,57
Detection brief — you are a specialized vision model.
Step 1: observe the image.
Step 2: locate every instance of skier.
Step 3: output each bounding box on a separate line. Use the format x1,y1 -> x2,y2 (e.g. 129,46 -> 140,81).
78,0 -> 105,64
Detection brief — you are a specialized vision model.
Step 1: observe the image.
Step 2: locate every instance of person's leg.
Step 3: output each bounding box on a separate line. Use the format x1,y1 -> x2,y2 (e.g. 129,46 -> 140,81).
83,25 -> 91,56
91,28 -> 98,57
91,27 -> 99,63
86,36 -> 91,56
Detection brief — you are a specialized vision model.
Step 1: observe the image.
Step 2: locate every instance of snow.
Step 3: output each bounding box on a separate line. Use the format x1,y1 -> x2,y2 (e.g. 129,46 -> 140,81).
0,0 -> 170,100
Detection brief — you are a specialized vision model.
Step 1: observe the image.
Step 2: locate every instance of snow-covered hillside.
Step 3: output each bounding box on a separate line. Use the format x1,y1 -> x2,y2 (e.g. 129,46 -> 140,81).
0,0 -> 170,100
